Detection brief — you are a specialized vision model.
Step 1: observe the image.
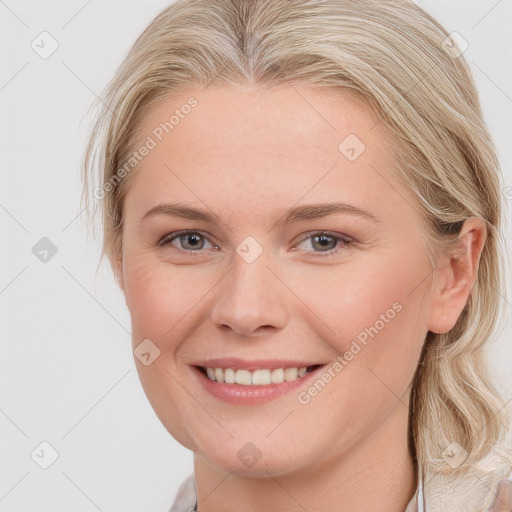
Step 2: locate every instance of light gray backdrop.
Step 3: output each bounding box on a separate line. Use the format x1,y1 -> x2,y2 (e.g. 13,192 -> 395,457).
1,1 -> 511,511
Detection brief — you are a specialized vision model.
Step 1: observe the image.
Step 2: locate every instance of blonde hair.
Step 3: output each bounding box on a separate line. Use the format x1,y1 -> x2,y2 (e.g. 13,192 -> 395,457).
82,0 -> 511,475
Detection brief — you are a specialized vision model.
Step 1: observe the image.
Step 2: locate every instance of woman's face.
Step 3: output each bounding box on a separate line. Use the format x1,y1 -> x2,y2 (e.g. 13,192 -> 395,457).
118,84 -> 441,476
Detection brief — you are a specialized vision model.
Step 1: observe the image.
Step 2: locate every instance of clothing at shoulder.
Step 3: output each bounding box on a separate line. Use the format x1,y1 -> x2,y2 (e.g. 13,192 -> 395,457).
169,474 -> 196,512
422,464 -> 511,512
423,428 -> 512,512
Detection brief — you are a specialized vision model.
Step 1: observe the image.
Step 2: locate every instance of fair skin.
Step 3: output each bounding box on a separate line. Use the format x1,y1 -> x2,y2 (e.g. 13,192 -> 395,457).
111,84 -> 489,512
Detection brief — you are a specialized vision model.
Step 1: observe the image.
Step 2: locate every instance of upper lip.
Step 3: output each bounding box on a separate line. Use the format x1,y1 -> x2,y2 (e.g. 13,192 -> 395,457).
191,357 -> 329,370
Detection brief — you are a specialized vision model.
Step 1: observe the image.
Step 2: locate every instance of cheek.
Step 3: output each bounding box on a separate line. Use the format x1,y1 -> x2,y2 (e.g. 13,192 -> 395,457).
283,250 -> 430,384
291,250 -> 427,333
293,254 -> 429,438
124,259 -> 168,338
123,255 -> 210,341
122,256 -> 207,450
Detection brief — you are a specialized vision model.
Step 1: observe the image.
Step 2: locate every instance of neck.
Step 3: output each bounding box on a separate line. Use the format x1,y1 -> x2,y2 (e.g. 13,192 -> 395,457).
193,401 -> 417,512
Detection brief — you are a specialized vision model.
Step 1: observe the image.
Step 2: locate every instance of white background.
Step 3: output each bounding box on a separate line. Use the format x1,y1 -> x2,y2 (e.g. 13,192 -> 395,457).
1,1 -> 511,511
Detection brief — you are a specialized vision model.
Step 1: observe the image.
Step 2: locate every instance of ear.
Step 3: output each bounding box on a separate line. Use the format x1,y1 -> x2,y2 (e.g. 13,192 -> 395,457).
427,217 -> 487,334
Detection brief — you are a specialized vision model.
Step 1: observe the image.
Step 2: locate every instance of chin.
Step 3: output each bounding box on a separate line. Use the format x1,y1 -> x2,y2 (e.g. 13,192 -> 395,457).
193,434 -> 316,478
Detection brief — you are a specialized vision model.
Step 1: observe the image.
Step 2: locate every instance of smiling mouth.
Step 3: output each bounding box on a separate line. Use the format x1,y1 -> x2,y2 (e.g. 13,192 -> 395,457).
196,364 -> 323,386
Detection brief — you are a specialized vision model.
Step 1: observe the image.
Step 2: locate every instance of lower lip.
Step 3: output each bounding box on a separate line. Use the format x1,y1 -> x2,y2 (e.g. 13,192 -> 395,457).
191,365 -> 327,405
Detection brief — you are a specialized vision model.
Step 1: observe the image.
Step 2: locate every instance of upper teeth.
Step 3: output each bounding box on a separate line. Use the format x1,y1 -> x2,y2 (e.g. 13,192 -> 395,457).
204,366 -> 309,385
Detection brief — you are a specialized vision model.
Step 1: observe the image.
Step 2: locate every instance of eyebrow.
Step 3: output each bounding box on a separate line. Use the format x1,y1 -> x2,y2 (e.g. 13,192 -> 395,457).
141,201 -> 379,226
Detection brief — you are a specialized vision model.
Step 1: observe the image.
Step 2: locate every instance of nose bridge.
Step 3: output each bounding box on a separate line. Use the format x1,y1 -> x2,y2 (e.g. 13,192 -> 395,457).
210,239 -> 288,336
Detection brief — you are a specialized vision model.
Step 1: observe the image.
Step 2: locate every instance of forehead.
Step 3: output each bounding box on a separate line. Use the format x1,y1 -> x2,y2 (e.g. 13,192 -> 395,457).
135,84 -> 385,157
123,84 -> 410,224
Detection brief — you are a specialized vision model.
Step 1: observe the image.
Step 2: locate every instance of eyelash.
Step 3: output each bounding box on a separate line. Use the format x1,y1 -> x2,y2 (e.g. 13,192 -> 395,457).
157,230 -> 353,257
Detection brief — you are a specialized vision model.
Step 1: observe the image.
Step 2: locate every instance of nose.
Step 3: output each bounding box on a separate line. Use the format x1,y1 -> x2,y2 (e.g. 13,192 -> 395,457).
210,248 -> 288,337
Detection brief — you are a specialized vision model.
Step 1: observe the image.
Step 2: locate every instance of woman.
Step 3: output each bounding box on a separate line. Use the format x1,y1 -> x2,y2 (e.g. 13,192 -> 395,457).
82,0 -> 512,510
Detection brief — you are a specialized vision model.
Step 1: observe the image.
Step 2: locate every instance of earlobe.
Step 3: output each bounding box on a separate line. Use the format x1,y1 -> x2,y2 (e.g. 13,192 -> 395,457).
427,217 -> 487,334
